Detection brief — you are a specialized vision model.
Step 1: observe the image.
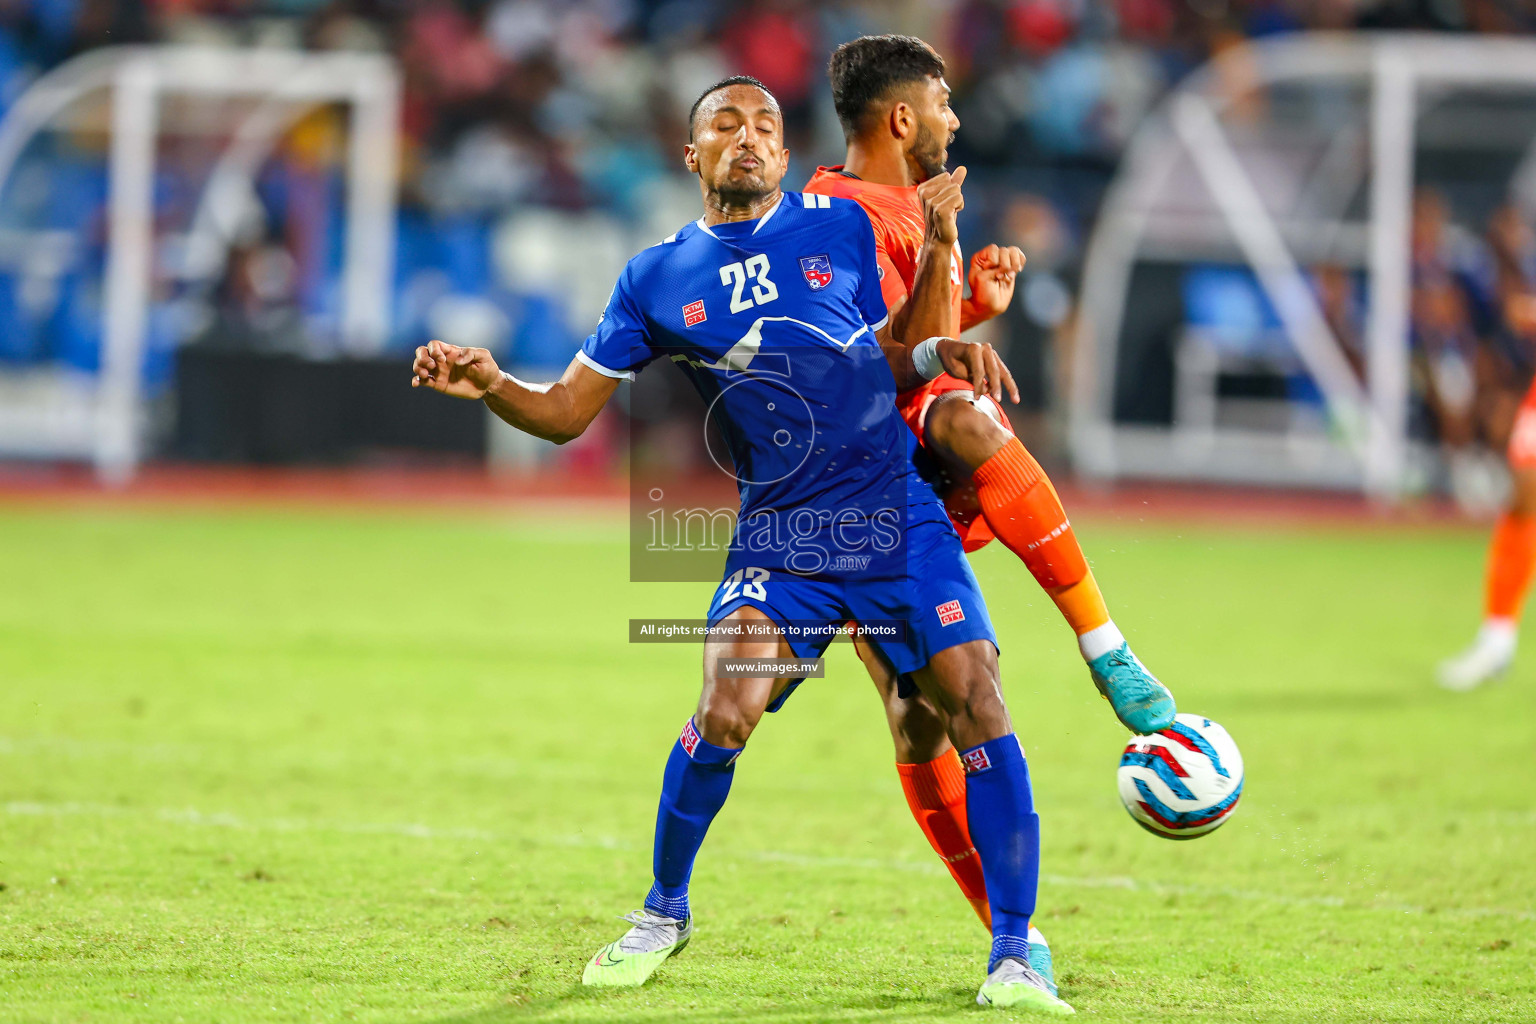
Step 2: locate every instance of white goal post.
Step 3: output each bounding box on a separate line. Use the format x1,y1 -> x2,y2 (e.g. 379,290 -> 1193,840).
0,46 -> 400,482
1069,33 -> 1536,499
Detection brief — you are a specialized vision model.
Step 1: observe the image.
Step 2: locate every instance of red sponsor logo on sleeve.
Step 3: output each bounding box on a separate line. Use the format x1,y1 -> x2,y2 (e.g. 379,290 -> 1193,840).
960,747 -> 992,774
683,300 -> 707,327
937,599 -> 965,626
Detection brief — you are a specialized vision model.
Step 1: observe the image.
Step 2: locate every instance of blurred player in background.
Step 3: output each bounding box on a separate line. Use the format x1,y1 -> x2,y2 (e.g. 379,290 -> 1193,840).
413,77 -> 1073,1014
1440,215 -> 1536,688
804,34 -> 1175,930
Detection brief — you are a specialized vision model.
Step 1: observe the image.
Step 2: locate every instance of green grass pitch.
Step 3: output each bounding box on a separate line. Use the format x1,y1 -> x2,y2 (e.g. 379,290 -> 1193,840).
1,504 -> 1533,1023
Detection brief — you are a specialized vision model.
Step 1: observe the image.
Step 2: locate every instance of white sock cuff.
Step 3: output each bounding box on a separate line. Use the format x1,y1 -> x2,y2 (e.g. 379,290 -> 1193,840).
1481,617 -> 1518,644
1078,619 -> 1125,662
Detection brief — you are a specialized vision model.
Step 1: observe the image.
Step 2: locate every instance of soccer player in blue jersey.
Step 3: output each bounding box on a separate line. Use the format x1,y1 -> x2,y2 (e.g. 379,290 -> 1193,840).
411,77 -> 1073,1014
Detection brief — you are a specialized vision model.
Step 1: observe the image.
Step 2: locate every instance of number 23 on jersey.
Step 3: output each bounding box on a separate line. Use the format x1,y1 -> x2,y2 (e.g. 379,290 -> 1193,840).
720,256 -> 779,314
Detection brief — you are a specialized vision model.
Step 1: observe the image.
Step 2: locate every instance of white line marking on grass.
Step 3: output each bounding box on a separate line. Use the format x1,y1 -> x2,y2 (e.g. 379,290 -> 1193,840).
0,735 -> 905,797
4,800 -> 508,843
15,737 -> 1536,832
739,850 -> 1535,921
7,800 -> 1532,922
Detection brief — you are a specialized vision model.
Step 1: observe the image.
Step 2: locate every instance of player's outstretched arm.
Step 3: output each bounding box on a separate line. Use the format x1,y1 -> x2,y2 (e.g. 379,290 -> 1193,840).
935,337 -> 1020,405
411,340 -> 618,444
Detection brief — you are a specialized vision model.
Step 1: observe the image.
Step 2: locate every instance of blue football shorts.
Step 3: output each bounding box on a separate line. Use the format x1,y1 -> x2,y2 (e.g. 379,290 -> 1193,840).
704,517 -> 998,711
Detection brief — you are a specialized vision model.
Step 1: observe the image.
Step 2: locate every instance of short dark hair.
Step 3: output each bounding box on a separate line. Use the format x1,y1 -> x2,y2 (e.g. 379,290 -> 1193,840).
688,75 -> 778,140
828,35 -> 945,137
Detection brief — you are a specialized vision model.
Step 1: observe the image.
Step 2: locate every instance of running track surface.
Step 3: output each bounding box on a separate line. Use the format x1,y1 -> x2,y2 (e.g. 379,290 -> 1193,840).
0,462 -> 1487,532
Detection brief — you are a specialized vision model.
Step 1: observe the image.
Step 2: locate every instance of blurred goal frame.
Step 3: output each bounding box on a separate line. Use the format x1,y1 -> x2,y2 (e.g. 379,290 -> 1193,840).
1070,33 -> 1536,499
0,46 -> 400,482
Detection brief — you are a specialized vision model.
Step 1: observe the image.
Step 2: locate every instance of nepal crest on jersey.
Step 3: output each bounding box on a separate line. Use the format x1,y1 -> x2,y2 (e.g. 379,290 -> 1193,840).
800,253 -> 833,291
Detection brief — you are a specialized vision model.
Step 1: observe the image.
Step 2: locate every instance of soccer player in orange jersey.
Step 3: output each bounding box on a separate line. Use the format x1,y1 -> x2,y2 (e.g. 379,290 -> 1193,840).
805,35 -> 1177,941
1441,376 -> 1536,688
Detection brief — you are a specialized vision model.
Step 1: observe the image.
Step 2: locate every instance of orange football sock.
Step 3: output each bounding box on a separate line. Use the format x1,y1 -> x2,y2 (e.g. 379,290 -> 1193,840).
973,439 -> 1110,635
896,750 -> 990,929
1485,512 -> 1536,621
1050,576 -> 1111,636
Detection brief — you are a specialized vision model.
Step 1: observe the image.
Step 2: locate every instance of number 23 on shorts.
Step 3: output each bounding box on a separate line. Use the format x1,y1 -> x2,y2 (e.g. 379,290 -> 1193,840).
720,567 -> 770,603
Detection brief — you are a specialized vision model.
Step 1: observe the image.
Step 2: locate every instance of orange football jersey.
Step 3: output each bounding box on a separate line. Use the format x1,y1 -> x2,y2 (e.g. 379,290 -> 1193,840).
1512,375 -> 1536,469
806,165 -> 1007,552
804,166 -> 963,336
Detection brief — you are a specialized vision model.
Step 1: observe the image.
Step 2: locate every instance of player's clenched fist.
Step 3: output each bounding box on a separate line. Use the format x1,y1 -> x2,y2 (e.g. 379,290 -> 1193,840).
967,243 -> 1026,319
917,165 -> 967,247
935,337 -> 1020,405
411,339 -> 502,400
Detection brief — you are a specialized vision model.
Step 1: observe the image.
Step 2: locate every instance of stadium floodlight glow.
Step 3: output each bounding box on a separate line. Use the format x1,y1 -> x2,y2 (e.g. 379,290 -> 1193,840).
0,46 -> 400,483
1070,33 -> 1536,499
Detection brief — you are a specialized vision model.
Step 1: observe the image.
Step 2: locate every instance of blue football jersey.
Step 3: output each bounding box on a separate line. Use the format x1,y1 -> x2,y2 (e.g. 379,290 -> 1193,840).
580,192 -> 948,575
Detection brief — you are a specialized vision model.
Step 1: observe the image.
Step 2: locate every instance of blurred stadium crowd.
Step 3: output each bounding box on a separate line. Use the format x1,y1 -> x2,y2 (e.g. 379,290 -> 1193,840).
1,0 -> 1535,481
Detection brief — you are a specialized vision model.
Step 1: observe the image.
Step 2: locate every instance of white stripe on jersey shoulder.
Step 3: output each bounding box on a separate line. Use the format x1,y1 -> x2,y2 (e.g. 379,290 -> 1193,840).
799,192 -> 833,209
575,349 -> 636,381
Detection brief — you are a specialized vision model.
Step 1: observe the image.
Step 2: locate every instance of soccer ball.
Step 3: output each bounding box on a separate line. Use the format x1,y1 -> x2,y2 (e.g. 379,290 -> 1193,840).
1117,713 -> 1244,840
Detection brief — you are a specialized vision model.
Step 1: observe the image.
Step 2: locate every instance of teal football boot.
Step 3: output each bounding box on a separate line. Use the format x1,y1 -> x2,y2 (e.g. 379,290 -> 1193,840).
1088,642 -> 1175,734
1028,925 -> 1058,997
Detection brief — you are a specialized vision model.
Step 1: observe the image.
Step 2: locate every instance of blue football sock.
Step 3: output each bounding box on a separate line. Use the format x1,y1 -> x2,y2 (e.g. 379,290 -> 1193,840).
645,718 -> 740,921
959,734 -> 1041,971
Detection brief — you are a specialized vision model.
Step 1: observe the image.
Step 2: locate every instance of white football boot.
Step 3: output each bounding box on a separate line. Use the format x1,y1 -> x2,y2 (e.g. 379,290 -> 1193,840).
977,956 -> 1075,1014
581,909 -> 692,987
1439,621 -> 1516,692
